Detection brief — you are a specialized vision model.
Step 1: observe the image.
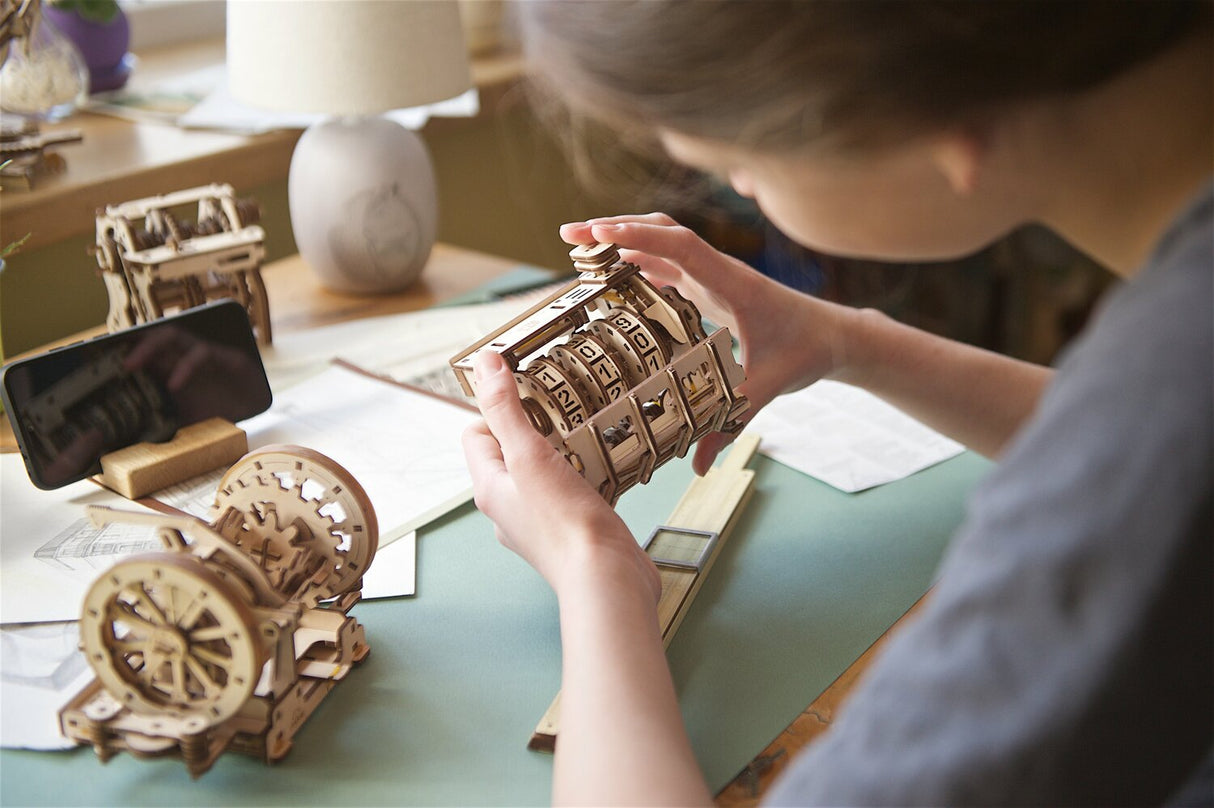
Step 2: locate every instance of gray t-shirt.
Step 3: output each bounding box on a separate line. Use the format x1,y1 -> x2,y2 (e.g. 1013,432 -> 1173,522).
767,185 -> 1213,806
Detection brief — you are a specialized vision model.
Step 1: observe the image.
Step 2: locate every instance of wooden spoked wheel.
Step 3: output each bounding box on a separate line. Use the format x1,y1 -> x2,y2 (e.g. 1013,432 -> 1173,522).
79,554 -> 264,727
214,445 -> 378,606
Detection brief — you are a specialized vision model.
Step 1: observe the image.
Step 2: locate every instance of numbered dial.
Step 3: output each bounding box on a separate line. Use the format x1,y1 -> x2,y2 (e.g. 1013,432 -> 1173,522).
548,332 -> 628,410
515,361 -> 593,438
586,308 -> 671,387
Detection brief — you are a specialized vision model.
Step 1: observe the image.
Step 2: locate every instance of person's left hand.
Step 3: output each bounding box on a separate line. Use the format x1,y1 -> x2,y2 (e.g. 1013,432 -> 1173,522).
461,351 -> 661,603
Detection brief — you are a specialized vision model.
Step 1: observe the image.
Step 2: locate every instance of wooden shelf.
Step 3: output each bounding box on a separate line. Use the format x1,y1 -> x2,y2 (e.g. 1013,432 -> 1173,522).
0,38 -> 526,253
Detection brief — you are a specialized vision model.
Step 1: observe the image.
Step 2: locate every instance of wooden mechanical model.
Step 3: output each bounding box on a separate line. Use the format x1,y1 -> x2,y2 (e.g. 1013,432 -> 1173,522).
450,242 -> 749,504
94,183 -> 272,345
0,123 -> 82,190
58,445 -> 377,778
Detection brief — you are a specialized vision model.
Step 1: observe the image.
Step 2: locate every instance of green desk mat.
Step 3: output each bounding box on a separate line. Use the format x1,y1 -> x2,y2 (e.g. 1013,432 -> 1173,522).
0,450 -> 990,806
436,265 -> 565,307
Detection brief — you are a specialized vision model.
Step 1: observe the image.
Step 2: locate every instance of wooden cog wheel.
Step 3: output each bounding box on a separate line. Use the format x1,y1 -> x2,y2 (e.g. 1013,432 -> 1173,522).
214,445 -> 378,606
79,553 -> 264,727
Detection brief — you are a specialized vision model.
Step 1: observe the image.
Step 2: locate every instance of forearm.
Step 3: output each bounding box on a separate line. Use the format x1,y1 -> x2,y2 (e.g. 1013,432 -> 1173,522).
553,546 -> 712,806
832,308 -> 1053,457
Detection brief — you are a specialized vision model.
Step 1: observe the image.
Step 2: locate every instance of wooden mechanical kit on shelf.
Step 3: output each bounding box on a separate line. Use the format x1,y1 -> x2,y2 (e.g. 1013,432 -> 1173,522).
58,445 -> 378,778
449,241 -> 749,504
94,183 -> 273,345
0,123 -> 82,190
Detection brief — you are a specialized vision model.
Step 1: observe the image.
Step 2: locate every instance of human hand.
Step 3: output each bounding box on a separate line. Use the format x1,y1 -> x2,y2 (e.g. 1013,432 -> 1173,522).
462,351 -> 661,603
560,213 -> 857,472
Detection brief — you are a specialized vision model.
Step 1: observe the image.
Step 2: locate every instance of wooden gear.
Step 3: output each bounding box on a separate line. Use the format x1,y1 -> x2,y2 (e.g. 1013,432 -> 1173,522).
59,445 -> 377,778
450,242 -> 749,504
94,183 -> 273,344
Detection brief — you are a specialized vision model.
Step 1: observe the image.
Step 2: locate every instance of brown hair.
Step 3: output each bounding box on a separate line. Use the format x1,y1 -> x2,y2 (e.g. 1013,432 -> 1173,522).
519,0 -> 1208,156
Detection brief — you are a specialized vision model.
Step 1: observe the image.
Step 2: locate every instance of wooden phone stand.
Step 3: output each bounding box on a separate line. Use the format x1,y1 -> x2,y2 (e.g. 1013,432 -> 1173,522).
96,417 -> 248,499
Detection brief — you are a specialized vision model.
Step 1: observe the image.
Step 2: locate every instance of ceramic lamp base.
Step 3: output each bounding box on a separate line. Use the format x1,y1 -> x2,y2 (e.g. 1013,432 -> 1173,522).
288,116 -> 438,294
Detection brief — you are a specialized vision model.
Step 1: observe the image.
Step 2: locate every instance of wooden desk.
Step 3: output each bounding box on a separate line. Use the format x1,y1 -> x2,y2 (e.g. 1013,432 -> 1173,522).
0,243 -> 526,446
1,245 -> 922,804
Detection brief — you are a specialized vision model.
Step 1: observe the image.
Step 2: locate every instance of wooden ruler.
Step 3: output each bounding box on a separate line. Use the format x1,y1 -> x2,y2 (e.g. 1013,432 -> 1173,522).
528,433 -> 761,751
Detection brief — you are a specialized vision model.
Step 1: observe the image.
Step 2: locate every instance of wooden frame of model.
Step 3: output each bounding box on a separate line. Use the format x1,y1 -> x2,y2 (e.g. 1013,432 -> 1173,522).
0,124 -> 82,189
94,183 -> 273,344
59,445 -> 377,778
450,242 -> 749,505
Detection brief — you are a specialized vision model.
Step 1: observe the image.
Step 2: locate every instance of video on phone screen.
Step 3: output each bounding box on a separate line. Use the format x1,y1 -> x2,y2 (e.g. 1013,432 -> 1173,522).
3,303 -> 271,489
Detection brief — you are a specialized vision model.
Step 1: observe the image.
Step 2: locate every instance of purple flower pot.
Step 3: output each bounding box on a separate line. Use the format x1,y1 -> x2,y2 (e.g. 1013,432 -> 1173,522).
42,5 -> 131,93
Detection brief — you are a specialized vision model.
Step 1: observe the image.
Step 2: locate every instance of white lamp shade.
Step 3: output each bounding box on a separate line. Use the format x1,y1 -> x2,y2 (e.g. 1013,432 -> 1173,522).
227,0 -> 473,115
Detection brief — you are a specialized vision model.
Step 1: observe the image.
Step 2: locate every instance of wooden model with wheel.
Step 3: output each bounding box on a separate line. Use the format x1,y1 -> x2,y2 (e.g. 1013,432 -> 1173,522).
94,183 -> 272,344
450,242 -> 749,504
58,445 -> 377,778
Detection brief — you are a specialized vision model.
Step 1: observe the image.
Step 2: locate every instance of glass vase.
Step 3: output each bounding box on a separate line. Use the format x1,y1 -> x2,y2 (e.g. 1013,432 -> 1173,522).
0,4 -> 88,122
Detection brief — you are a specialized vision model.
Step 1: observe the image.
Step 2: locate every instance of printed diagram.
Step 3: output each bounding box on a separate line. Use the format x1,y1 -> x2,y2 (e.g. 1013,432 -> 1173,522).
34,518 -> 163,572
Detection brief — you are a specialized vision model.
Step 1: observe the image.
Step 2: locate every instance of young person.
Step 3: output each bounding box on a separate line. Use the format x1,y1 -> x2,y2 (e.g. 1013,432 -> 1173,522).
461,2 -> 1213,804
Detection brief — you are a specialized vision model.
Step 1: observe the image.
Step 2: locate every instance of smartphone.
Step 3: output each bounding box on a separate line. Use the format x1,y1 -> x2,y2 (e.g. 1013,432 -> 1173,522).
2,299 -> 273,490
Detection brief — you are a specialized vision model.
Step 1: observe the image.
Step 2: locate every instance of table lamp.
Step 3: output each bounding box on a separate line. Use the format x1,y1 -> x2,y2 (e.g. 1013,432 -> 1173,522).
227,0 -> 473,294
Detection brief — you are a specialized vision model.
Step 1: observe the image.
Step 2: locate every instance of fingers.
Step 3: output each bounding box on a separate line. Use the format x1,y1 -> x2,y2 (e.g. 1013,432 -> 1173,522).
559,212 -> 677,245
560,215 -> 724,295
692,430 -> 735,476
616,250 -> 685,287
461,419 -> 508,509
587,221 -> 706,269
471,351 -> 544,460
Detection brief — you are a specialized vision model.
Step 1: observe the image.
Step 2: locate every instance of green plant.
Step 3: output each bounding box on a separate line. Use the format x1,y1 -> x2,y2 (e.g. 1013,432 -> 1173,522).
48,0 -> 121,24
1,231 -> 30,259
0,159 -> 32,257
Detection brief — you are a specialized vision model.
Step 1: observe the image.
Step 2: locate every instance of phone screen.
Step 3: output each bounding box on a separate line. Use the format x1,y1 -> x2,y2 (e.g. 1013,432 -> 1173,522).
2,300 -> 273,490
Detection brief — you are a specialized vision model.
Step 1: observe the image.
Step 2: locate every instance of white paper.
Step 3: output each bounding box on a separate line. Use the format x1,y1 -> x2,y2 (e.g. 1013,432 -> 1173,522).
744,380 -> 964,493
360,531 -> 417,599
238,363 -> 481,546
0,531 -> 417,753
0,621 -> 91,749
178,69 -> 480,134
144,467 -> 227,520
0,455 -> 165,624
259,293 -> 556,395
85,63 -> 225,124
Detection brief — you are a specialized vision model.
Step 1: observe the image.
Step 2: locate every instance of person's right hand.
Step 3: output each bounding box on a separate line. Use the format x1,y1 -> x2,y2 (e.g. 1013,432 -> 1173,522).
560,213 -> 858,472
462,351 -> 662,604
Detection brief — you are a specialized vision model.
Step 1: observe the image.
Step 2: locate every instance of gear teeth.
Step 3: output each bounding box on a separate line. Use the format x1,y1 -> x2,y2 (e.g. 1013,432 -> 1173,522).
210,452 -> 372,603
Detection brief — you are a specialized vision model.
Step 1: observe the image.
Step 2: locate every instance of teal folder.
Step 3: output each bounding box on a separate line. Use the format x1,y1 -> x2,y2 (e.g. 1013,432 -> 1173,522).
0,448 -> 989,806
